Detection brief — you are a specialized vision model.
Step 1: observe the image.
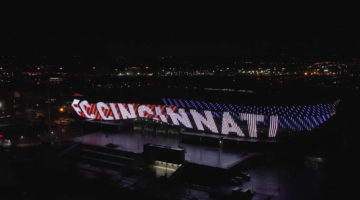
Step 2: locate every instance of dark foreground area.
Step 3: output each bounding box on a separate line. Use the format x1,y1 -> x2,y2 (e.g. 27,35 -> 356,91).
0,135 -> 356,200
0,146 -> 144,200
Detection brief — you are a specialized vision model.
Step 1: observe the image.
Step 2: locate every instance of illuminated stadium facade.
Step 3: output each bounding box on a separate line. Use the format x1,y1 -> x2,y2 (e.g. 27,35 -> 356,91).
71,98 -> 339,139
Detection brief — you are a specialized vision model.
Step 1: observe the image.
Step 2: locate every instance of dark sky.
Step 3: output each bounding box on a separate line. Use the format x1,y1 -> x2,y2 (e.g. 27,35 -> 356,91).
1,7 -> 359,58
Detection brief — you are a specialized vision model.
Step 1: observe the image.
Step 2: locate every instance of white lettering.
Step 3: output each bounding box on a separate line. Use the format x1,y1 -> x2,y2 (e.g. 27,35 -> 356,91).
155,106 -> 168,123
166,108 -> 192,128
190,109 -> 218,133
221,112 -> 244,136
240,113 -> 264,138
71,99 -> 83,116
79,100 -> 95,119
96,102 -> 114,120
118,104 -> 136,119
138,105 -> 153,118
109,103 -> 120,120
268,115 -> 278,138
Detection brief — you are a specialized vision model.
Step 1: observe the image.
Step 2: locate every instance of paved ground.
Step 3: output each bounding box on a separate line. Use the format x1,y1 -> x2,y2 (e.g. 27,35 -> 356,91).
73,131 -> 251,168
241,164 -> 325,200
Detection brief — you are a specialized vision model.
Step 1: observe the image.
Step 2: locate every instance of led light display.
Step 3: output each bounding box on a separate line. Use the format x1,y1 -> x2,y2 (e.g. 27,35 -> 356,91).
162,98 -> 339,132
72,98 -> 339,139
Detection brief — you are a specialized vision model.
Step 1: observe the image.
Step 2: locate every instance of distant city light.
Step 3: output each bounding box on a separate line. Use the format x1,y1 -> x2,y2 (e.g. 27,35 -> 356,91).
59,107 -> 65,112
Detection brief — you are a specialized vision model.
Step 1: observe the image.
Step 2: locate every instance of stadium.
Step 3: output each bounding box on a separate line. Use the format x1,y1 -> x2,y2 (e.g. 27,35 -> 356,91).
71,97 -> 339,139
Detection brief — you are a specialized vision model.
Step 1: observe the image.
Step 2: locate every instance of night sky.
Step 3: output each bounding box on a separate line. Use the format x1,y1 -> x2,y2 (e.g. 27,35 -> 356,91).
1,7 -> 359,59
